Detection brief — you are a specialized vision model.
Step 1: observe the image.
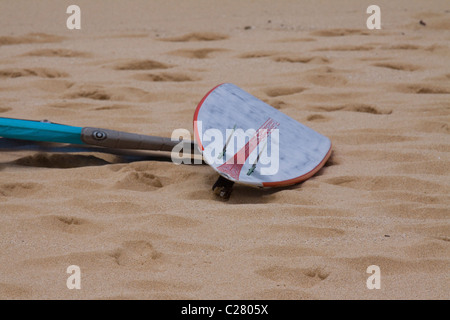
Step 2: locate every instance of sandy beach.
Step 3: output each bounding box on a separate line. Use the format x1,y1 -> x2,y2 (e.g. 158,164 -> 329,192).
0,0 -> 449,299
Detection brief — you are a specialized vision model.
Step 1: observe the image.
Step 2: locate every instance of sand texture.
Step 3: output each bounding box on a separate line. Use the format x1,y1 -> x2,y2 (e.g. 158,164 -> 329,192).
0,0 -> 449,299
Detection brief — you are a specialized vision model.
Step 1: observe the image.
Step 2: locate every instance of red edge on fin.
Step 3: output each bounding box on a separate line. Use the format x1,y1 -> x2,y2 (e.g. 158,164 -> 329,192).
193,83 -> 224,151
262,144 -> 333,188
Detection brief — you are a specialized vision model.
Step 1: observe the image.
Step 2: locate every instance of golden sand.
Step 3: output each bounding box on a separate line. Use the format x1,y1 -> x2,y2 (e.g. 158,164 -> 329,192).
0,0 -> 448,299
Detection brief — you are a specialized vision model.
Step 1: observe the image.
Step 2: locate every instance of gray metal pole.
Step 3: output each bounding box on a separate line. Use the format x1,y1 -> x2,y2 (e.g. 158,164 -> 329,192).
81,127 -> 196,153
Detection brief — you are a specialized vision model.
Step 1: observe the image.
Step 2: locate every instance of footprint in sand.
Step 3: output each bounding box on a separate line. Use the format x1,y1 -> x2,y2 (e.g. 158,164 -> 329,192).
0,182 -> 38,197
238,51 -> 277,59
132,72 -> 197,82
372,62 -> 421,72
168,48 -> 227,59
314,44 -> 375,52
306,73 -> 348,87
111,59 -> 172,71
0,68 -> 69,79
309,103 -> 392,115
46,101 -> 93,110
255,266 -> 330,288
238,52 -> 331,65
381,44 -> 422,50
303,67 -> 348,87
93,104 -> 132,111
270,99 -> 290,110
115,171 -> 164,192
264,86 -> 306,97
159,32 -> 228,42
65,87 -> 112,101
397,84 -> 450,94
0,33 -> 64,46
306,114 -> 329,122
110,241 -> 162,267
64,84 -> 154,102
272,55 -> 330,64
262,98 -> 289,110
112,164 -> 170,192
344,104 -> 391,114
310,28 -> 370,37
39,215 -> 102,234
272,37 -> 316,43
13,153 -> 111,168
22,48 -> 91,58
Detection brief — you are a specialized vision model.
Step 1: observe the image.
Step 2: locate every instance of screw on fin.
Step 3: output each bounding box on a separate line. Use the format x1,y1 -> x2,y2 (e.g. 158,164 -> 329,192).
246,140 -> 267,176
212,175 -> 235,200
218,124 -> 236,159
247,164 -> 256,176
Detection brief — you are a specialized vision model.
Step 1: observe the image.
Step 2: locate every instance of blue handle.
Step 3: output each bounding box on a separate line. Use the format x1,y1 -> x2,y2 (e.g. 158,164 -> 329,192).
0,117 -> 84,145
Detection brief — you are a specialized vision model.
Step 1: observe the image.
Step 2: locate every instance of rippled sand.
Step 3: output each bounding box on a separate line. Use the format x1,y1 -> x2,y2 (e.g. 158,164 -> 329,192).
0,0 -> 448,299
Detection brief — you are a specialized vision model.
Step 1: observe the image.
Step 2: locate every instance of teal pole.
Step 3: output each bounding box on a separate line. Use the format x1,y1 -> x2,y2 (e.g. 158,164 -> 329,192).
0,117 -> 84,145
